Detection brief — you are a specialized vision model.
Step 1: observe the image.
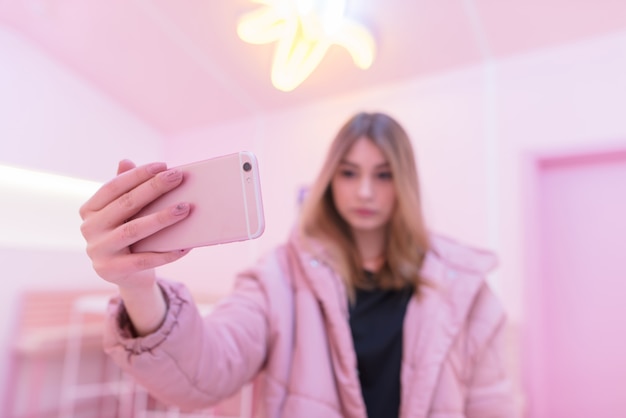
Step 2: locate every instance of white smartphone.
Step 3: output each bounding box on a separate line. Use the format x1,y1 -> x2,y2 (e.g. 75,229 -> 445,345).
131,151 -> 265,253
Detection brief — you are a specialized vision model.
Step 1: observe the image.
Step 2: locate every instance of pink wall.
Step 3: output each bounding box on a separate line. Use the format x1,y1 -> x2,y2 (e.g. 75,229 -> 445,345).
0,27 -> 165,182
0,26 -> 166,410
496,31 -> 626,321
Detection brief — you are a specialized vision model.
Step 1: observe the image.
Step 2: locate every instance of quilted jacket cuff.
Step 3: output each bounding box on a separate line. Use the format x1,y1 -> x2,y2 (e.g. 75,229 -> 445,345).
105,279 -> 191,355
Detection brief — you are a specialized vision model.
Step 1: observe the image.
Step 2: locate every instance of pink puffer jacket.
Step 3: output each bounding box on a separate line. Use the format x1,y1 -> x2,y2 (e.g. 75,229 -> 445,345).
103,233 -> 518,417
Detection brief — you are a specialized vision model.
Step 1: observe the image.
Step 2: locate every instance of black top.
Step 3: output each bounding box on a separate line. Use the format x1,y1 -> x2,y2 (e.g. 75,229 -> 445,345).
349,271 -> 413,418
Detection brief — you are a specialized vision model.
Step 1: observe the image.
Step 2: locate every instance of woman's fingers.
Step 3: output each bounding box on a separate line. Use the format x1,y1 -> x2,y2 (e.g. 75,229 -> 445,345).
79,162 -> 167,219
80,166 -> 185,241
91,248 -> 191,286
117,202 -> 191,250
79,158 -> 193,286
85,201 -> 190,258
99,168 -> 185,230
117,159 -> 137,175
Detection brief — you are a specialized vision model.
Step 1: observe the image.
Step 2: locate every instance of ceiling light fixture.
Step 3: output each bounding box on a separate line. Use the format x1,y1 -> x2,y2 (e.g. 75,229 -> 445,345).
237,0 -> 376,92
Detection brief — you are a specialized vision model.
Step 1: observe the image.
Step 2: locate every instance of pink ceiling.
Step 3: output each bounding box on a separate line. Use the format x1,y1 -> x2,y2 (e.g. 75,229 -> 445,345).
1,0 -> 625,136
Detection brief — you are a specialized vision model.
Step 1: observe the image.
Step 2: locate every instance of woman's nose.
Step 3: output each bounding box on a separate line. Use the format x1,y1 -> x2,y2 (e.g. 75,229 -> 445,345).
358,177 -> 373,198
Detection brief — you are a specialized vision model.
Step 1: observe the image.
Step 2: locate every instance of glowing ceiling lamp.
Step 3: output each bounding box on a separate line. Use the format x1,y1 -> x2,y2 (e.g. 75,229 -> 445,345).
237,0 -> 376,92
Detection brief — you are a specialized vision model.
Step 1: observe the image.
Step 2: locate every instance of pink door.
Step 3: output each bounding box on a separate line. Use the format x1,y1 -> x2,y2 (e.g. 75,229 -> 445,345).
524,149 -> 626,418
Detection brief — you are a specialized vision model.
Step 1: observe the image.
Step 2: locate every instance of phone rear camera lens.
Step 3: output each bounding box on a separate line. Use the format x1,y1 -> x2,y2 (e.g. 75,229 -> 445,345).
243,162 -> 252,172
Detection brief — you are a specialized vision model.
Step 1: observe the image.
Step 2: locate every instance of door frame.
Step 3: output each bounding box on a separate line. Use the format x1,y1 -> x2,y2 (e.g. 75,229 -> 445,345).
520,143 -> 626,418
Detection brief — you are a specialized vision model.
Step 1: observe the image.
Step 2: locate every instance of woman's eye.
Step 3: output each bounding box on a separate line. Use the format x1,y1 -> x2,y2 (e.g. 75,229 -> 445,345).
377,171 -> 393,180
340,169 -> 356,178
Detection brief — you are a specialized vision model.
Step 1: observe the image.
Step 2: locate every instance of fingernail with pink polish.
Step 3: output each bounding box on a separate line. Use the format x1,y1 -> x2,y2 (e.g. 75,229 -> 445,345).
163,168 -> 182,182
172,203 -> 189,215
148,162 -> 167,174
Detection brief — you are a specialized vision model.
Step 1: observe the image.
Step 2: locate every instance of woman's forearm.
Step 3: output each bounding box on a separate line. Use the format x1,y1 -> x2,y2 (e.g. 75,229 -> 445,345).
119,281 -> 168,336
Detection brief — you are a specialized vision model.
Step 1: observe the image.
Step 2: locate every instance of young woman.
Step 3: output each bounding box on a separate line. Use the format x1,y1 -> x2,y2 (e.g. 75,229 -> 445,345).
80,112 -> 517,417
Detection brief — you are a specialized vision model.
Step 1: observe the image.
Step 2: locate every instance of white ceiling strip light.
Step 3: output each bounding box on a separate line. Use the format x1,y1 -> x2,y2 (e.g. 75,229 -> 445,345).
0,164 -> 101,250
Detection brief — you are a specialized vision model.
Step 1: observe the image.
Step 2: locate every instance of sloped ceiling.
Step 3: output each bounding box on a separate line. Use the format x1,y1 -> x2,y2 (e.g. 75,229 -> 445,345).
1,0 -> 625,136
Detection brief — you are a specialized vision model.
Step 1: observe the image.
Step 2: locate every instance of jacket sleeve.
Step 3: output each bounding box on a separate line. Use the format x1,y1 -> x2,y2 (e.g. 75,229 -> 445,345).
102,271 -> 269,410
465,285 -> 520,418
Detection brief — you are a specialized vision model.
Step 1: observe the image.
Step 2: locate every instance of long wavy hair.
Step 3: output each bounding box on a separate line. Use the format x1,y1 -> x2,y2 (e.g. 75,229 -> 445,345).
299,112 -> 430,296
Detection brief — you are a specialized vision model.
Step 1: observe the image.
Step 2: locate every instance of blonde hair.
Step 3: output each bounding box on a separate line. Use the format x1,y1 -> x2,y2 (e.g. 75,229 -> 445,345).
299,112 -> 430,296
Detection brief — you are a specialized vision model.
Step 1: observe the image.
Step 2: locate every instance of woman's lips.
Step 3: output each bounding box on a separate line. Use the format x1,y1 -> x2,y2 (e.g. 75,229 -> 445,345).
354,208 -> 377,216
